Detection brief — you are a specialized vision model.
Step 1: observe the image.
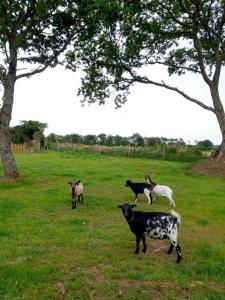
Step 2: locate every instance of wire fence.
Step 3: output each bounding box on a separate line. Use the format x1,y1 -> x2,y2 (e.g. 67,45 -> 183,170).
46,142 -> 212,162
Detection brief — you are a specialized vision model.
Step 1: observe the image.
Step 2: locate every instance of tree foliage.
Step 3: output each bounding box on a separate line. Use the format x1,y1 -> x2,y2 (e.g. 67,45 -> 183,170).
0,0 -> 84,83
197,139 -> 214,149
67,0 -> 225,108
46,131 -> 186,147
10,120 -> 47,144
129,133 -> 144,146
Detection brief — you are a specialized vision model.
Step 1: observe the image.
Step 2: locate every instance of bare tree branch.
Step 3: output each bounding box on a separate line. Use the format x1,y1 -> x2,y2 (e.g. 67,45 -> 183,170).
126,71 -> 216,115
144,58 -> 200,74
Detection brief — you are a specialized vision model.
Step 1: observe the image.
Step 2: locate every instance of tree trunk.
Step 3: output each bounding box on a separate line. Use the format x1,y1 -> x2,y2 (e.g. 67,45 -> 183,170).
213,114 -> 225,162
0,56 -> 19,178
209,84 -> 225,163
0,127 -> 19,178
210,135 -> 225,163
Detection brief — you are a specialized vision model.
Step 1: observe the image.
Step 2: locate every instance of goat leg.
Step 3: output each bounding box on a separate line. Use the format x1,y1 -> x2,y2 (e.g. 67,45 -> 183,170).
176,244 -> 182,263
135,235 -> 141,253
167,243 -> 174,254
142,236 -> 147,253
135,194 -> 138,203
72,199 -> 76,209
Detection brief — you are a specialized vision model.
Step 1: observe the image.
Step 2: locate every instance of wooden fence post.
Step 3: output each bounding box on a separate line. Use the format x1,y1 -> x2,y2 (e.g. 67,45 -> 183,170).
162,145 -> 166,160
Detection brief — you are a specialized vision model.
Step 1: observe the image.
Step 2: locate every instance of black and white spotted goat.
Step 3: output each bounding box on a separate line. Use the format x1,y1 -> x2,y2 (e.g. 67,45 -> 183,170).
125,179 -> 153,205
117,203 -> 182,263
68,180 -> 84,209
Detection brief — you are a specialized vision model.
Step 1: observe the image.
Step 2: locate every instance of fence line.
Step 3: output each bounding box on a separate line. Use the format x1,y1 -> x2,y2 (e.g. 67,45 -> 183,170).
46,142 -> 212,161
11,142 -> 41,153
50,143 -> 172,160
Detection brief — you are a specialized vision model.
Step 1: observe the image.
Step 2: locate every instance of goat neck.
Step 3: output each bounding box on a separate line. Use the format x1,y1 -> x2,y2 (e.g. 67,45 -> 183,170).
145,173 -> 157,189
126,211 -> 135,223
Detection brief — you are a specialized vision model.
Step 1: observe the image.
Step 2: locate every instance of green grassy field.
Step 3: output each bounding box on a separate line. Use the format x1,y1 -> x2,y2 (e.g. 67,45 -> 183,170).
0,151 -> 224,299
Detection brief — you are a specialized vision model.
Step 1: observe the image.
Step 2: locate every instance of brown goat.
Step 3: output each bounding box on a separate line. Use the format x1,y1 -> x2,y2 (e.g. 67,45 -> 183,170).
68,180 -> 84,209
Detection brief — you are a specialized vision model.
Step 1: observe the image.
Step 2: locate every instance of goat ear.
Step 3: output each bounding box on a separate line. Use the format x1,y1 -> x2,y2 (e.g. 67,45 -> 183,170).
131,204 -> 137,208
117,205 -> 122,209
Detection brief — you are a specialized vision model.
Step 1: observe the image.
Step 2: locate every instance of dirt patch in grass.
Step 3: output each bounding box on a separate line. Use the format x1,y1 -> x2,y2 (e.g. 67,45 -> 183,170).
86,265 -> 108,283
193,160 -> 225,178
53,282 -> 65,299
35,179 -> 53,186
0,177 -> 18,182
116,279 -> 173,300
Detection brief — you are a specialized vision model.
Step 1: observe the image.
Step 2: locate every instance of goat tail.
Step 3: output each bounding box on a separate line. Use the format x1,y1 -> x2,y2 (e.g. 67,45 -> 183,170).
170,210 -> 181,225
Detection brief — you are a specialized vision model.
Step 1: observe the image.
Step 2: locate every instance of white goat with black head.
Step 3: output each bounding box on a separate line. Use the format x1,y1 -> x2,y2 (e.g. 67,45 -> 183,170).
68,180 -> 84,209
117,203 -> 182,263
145,172 -> 176,207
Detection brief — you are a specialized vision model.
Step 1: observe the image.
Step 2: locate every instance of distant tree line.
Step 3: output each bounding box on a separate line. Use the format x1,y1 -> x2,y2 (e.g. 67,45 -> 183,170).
46,132 -> 213,149
46,132 -> 187,147
10,121 -> 214,150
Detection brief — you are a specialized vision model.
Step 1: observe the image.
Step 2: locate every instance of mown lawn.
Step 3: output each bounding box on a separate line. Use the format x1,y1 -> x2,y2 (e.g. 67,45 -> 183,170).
0,151 -> 224,299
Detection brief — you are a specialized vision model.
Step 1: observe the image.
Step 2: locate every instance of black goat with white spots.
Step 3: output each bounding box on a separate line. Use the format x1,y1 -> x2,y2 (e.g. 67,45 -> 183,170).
117,203 -> 182,263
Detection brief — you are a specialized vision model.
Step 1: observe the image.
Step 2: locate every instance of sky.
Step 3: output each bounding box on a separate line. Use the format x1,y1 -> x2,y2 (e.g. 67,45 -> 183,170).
5,64 -> 225,145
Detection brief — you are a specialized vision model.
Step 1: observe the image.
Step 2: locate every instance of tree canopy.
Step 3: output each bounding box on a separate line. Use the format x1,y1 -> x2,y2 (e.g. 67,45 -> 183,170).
67,0 -> 225,107
197,139 -> 214,149
0,0 -> 81,81
10,120 -> 47,144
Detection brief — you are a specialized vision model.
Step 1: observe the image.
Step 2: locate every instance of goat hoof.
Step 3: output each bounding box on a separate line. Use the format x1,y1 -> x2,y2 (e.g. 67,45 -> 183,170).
176,257 -> 182,263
